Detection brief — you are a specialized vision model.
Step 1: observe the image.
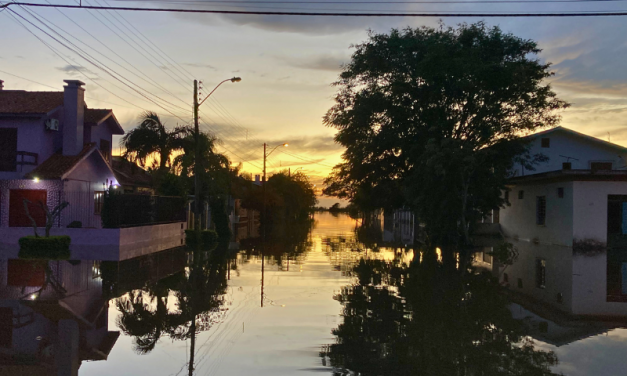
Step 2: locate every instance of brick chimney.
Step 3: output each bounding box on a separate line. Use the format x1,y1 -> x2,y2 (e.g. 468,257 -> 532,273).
62,80 -> 85,156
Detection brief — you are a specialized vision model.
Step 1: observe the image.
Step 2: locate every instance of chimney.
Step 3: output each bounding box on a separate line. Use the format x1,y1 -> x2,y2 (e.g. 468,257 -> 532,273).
0,80 -> 4,90
62,80 -> 85,156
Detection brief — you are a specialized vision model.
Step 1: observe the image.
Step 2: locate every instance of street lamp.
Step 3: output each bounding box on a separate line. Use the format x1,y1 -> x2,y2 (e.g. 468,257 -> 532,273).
192,77 -> 241,231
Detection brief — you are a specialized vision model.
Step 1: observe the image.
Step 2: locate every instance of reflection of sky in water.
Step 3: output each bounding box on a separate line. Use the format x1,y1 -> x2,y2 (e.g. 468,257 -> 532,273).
79,212 -> 627,375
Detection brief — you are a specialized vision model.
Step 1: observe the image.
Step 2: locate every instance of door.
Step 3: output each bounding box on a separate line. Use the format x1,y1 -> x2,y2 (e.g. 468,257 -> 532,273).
9,189 -> 47,227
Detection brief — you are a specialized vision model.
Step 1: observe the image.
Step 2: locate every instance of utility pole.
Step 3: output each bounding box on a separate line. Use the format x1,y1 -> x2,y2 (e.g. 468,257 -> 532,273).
193,80 -> 201,231
263,142 -> 267,240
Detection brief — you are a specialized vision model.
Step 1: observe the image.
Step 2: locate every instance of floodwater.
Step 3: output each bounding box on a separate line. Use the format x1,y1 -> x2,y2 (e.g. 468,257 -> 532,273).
3,212 -> 627,375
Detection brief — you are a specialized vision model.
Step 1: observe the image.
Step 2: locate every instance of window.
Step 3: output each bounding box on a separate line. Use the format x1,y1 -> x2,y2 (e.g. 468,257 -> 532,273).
504,190 -> 509,202
518,190 -> 524,200
591,162 -> 612,172
556,292 -> 563,304
517,278 -> 523,289
0,128 -> 18,172
557,187 -> 564,198
562,162 -> 572,170
503,273 -> 509,283
541,138 -> 550,148
536,258 -> 546,288
94,191 -> 104,215
536,196 -> 546,226
100,139 -> 111,162
483,249 -> 493,264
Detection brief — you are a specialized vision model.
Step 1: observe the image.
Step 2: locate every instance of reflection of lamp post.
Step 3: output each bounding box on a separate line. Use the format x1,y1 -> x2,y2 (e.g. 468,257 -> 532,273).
262,143 -> 288,239
193,77 -> 241,230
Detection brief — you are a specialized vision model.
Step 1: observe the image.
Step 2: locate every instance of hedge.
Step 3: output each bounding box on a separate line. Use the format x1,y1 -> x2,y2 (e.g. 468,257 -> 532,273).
185,229 -> 218,250
19,236 -> 71,260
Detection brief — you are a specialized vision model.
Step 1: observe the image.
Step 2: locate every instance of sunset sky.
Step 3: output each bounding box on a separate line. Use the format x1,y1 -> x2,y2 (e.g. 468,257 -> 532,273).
1,1 -> 626,206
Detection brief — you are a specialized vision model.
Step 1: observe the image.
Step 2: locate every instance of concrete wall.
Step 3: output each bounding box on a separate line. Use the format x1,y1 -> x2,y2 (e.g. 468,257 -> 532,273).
0,222 -> 186,261
572,181 -> 627,243
500,181 -> 574,246
512,130 -> 627,176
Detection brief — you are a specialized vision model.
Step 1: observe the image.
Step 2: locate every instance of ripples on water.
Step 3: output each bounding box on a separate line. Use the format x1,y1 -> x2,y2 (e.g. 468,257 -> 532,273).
2,212 -> 627,375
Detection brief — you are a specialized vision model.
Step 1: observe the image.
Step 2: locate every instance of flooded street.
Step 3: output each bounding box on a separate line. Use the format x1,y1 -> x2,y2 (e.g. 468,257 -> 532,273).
3,212 -> 627,375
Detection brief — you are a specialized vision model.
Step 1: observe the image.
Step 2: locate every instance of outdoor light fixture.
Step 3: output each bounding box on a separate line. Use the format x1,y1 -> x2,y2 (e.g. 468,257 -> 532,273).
30,294 -> 37,300
231,77 -> 242,82
283,143 -> 288,147
33,177 -> 39,183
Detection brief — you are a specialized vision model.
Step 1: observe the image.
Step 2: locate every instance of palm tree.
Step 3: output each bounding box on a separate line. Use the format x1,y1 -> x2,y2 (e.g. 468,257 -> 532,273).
121,111 -> 191,171
172,131 -> 229,180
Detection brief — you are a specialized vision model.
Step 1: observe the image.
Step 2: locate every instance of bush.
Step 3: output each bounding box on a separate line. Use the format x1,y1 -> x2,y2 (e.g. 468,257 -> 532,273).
67,221 -> 82,228
19,236 -> 71,259
185,229 -> 218,250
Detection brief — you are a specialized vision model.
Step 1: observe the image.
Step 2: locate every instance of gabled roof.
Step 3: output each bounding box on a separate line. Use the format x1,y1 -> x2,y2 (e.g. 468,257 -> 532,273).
524,126 -> 627,153
0,90 -> 64,114
84,108 -> 112,124
111,156 -> 153,188
25,143 -> 115,180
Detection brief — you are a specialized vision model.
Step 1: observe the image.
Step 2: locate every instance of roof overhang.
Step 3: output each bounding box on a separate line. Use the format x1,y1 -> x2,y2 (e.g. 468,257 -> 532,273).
507,169 -> 627,185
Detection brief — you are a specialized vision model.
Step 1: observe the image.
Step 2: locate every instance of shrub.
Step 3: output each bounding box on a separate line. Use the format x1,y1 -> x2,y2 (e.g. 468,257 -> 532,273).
67,221 -> 82,228
19,236 -> 71,260
185,229 -> 218,250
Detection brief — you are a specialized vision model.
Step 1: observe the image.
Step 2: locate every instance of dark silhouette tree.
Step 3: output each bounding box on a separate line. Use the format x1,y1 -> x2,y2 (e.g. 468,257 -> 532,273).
323,22 -> 568,248
121,111 -> 190,171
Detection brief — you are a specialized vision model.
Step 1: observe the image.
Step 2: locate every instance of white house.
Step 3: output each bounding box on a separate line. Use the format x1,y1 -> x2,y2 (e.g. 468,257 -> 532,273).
0,79 -> 124,229
499,126 -> 627,248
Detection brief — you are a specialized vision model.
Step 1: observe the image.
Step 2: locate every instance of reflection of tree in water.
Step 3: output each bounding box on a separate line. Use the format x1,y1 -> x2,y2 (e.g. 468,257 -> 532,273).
115,248 -> 229,355
239,218 -> 313,264
323,249 -> 560,376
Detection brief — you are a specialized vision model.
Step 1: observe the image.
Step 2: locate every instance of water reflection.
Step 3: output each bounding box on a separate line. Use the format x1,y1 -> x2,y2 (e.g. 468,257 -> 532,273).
5,213 -> 627,375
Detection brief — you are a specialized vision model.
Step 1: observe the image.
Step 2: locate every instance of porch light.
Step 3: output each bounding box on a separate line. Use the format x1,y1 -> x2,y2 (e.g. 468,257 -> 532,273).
33,177 -> 39,183
30,294 -> 37,300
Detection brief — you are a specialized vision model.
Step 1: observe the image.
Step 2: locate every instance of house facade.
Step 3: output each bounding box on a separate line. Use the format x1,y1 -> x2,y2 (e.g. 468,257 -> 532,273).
500,126 -> 627,247
0,79 -> 124,229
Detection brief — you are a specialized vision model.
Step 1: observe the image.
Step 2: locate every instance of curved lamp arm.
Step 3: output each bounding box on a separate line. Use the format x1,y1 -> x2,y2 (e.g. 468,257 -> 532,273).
198,77 -> 241,107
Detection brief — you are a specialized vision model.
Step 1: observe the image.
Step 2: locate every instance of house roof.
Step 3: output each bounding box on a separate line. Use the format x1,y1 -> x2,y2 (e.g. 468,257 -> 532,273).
25,143 -> 106,180
0,90 -> 64,114
112,156 -> 153,188
84,108 -> 112,124
524,126 -> 627,153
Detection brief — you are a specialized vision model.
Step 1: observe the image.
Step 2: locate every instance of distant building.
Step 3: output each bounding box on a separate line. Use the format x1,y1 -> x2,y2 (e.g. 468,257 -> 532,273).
499,126 -> 627,248
111,156 -> 154,194
0,79 -> 124,228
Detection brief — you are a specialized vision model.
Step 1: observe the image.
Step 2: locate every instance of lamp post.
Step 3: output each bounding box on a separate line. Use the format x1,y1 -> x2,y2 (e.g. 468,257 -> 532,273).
193,77 -> 241,231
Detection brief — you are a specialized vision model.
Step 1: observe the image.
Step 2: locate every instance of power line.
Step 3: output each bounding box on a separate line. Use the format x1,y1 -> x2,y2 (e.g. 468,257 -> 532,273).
279,149 -> 336,168
4,2 -> 627,16
107,0 -> 627,3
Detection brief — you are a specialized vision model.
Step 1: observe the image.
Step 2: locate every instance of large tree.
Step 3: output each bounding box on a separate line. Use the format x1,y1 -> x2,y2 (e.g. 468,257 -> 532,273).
324,22 -> 568,247
121,111 -> 190,171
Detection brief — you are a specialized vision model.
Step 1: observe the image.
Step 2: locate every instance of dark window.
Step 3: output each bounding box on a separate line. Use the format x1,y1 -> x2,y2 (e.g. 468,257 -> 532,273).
591,162 -> 612,172
503,273 -> 509,283
562,162 -> 572,170
536,196 -> 546,225
557,187 -> 564,198
517,278 -> 523,289
518,190 -> 524,200
536,258 -> 546,288
504,190 -> 509,203
0,307 -> 12,348
94,191 -> 104,215
556,292 -> 563,303
541,138 -> 550,148
100,139 -> 111,162
0,128 -> 18,172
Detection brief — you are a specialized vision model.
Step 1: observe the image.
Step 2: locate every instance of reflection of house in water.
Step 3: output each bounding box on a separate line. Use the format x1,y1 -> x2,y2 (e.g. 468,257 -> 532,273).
0,258 -> 118,375
475,240 -> 627,346
382,209 -> 414,245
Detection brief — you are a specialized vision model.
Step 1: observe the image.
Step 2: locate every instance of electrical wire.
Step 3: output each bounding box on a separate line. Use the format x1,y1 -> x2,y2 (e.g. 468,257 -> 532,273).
4,2 -> 627,16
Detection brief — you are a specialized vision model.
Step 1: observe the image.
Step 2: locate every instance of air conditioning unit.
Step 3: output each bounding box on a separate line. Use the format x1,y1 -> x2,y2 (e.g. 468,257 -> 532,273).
45,118 -> 59,131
